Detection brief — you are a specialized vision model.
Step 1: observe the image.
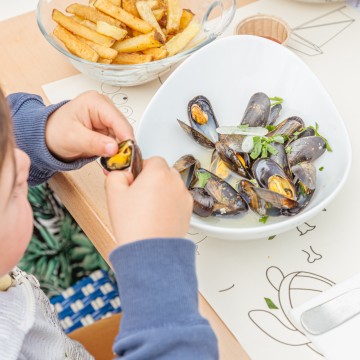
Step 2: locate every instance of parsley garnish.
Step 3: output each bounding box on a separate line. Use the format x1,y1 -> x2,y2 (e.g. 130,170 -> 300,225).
266,125 -> 277,131
285,146 -> 292,154
268,235 -> 276,240
250,135 -> 286,160
259,215 -> 269,224
197,171 -> 211,188
265,297 -> 279,309
269,96 -> 283,106
309,122 -> 333,152
319,166 -> 324,171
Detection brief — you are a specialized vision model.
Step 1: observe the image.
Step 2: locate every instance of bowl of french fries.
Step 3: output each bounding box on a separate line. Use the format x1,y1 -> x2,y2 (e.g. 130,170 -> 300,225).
37,0 -> 236,86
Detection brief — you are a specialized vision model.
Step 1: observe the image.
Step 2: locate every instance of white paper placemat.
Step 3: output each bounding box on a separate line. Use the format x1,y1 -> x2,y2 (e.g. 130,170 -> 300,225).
42,1 -> 360,358
0,0 -> 38,22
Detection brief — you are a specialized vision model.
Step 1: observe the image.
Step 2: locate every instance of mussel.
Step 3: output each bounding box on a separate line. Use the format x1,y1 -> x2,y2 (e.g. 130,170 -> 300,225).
100,139 -> 142,179
177,95 -> 219,148
267,116 -> 304,137
173,154 -> 200,189
241,92 -> 270,127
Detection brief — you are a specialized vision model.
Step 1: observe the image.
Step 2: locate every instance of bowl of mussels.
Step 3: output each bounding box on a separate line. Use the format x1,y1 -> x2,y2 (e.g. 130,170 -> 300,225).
135,35 -> 351,240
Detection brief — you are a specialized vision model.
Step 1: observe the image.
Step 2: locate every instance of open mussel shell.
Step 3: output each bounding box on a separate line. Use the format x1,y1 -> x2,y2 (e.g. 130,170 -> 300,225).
173,154 -> 200,189
100,139 -> 142,179
215,141 -> 252,179
281,182 -> 314,216
292,161 -> 316,190
269,142 -> 291,179
268,103 -> 282,125
177,119 -> 215,149
252,158 -> 296,200
198,168 -> 248,216
267,116 -> 304,137
187,95 -> 219,145
190,187 -> 214,217
287,136 -> 326,167
241,92 -> 270,127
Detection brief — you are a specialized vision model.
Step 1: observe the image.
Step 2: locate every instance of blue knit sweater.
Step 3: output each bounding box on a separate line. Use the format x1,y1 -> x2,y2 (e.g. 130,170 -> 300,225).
8,93 -> 218,360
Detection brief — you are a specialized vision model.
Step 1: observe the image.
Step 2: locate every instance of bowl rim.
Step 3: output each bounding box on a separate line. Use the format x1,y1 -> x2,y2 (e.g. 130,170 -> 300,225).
36,0 -> 227,70
137,35 -> 352,239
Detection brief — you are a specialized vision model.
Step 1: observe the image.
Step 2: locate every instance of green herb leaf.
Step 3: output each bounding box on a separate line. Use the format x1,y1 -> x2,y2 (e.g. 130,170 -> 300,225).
309,122 -> 333,152
267,144 -> 278,155
197,171 -> 211,188
272,135 -> 284,144
259,215 -> 269,224
268,235 -> 276,240
319,166 -> 324,171
269,96 -> 284,106
265,297 -> 279,309
250,136 -> 262,159
261,144 -> 268,158
285,146 -> 292,154
266,125 -> 277,131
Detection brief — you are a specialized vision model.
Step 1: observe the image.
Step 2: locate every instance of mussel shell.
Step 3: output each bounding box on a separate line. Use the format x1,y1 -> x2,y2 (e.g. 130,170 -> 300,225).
287,136 -> 326,167
219,133 -> 245,153
190,187 -> 214,217
241,92 -> 270,127
215,141 -> 251,179
281,182 -> 314,216
100,139 -> 142,179
177,119 -> 215,148
197,168 -> 248,216
268,103 -> 282,125
173,154 -> 200,189
291,161 -> 316,190
252,158 -> 296,200
253,187 -> 298,210
267,116 -> 304,137
269,142 -> 291,179
188,95 -> 219,144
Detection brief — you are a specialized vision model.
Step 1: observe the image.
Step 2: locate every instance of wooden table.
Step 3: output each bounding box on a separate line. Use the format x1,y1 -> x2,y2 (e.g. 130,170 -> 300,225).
0,2 -> 254,358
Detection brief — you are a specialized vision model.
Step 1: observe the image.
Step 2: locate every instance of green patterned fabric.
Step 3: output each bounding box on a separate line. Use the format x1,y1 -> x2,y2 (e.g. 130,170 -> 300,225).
19,183 -> 112,298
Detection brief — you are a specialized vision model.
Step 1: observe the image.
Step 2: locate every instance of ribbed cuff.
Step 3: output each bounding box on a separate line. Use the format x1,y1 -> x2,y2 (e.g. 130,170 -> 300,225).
109,238 -> 200,335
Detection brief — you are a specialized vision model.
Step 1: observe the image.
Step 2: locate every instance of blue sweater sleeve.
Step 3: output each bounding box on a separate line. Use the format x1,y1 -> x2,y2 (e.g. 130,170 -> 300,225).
109,238 -> 219,360
8,93 -> 95,186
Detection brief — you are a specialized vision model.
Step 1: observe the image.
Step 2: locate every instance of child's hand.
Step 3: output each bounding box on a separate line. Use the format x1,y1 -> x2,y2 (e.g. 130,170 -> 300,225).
45,91 -> 134,162
105,157 -> 193,247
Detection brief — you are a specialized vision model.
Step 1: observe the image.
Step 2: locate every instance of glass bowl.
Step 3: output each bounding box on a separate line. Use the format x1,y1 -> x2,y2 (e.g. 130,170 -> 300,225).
37,0 -> 236,86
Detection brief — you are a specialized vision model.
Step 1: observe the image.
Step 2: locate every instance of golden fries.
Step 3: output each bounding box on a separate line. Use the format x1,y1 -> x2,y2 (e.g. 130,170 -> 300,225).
136,1 -> 166,42
112,52 -> 152,64
166,0 -> 182,34
52,9 -> 115,47
94,0 -> 153,33
54,25 -> 99,62
163,20 -> 201,56
96,21 -> 127,40
66,3 -> 121,27
113,31 -> 162,52
51,0 -> 203,65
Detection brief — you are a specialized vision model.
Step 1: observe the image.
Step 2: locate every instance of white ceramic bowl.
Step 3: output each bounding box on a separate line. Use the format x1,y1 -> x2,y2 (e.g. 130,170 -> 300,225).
137,35 -> 351,240
37,0 -> 236,86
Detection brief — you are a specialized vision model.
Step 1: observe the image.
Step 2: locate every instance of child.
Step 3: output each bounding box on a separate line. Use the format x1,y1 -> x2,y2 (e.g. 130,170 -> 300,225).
0,89 -> 218,359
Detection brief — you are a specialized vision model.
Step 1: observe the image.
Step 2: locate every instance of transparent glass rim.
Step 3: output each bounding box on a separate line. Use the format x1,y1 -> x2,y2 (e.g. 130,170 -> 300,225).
36,2 -> 217,70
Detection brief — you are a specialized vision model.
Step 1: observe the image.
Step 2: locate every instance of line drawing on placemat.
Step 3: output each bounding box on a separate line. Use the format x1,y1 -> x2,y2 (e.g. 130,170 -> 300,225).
302,246 -> 323,263
248,266 -> 335,355
287,6 -> 355,56
297,223 -> 316,236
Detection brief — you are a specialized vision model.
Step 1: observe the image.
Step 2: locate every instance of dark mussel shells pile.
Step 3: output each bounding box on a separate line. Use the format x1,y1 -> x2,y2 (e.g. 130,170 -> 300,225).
175,93 -> 330,221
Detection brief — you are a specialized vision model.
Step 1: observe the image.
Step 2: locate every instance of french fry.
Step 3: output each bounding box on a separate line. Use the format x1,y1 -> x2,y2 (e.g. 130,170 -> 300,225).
81,19 -> 97,30
166,0 -> 182,34
163,19 -> 201,56
107,0 -> 121,6
142,47 -> 168,60
98,57 -> 113,63
53,25 -> 99,62
93,0 -> 153,33
136,1 -> 166,42
113,30 -> 162,52
179,9 -> 194,31
77,36 -> 118,59
97,21 -> 127,40
147,0 -> 160,9
112,52 -> 152,64
52,9 -> 115,47
152,8 -> 165,22
66,3 -> 121,27
122,0 -> 139,17
71,15 -> 84,23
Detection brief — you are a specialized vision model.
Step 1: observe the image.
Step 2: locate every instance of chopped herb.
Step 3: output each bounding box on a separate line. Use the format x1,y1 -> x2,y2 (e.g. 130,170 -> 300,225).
266,125 -> 277,131
197,171 -> 211,188
250,135 -> 289,160
272,135 -> 285,144
269,96 -> 284,106
319,166 -> 324,171
285,146 -> 292,154
249,179 -> 258,185
268,235 -> 276,240
266,144 -> 278,155
309,122 -> 333,152
298,182 -> 306,195
250,136 -> 262,159
259,215 -> 269,224
265,297 -> 279,309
